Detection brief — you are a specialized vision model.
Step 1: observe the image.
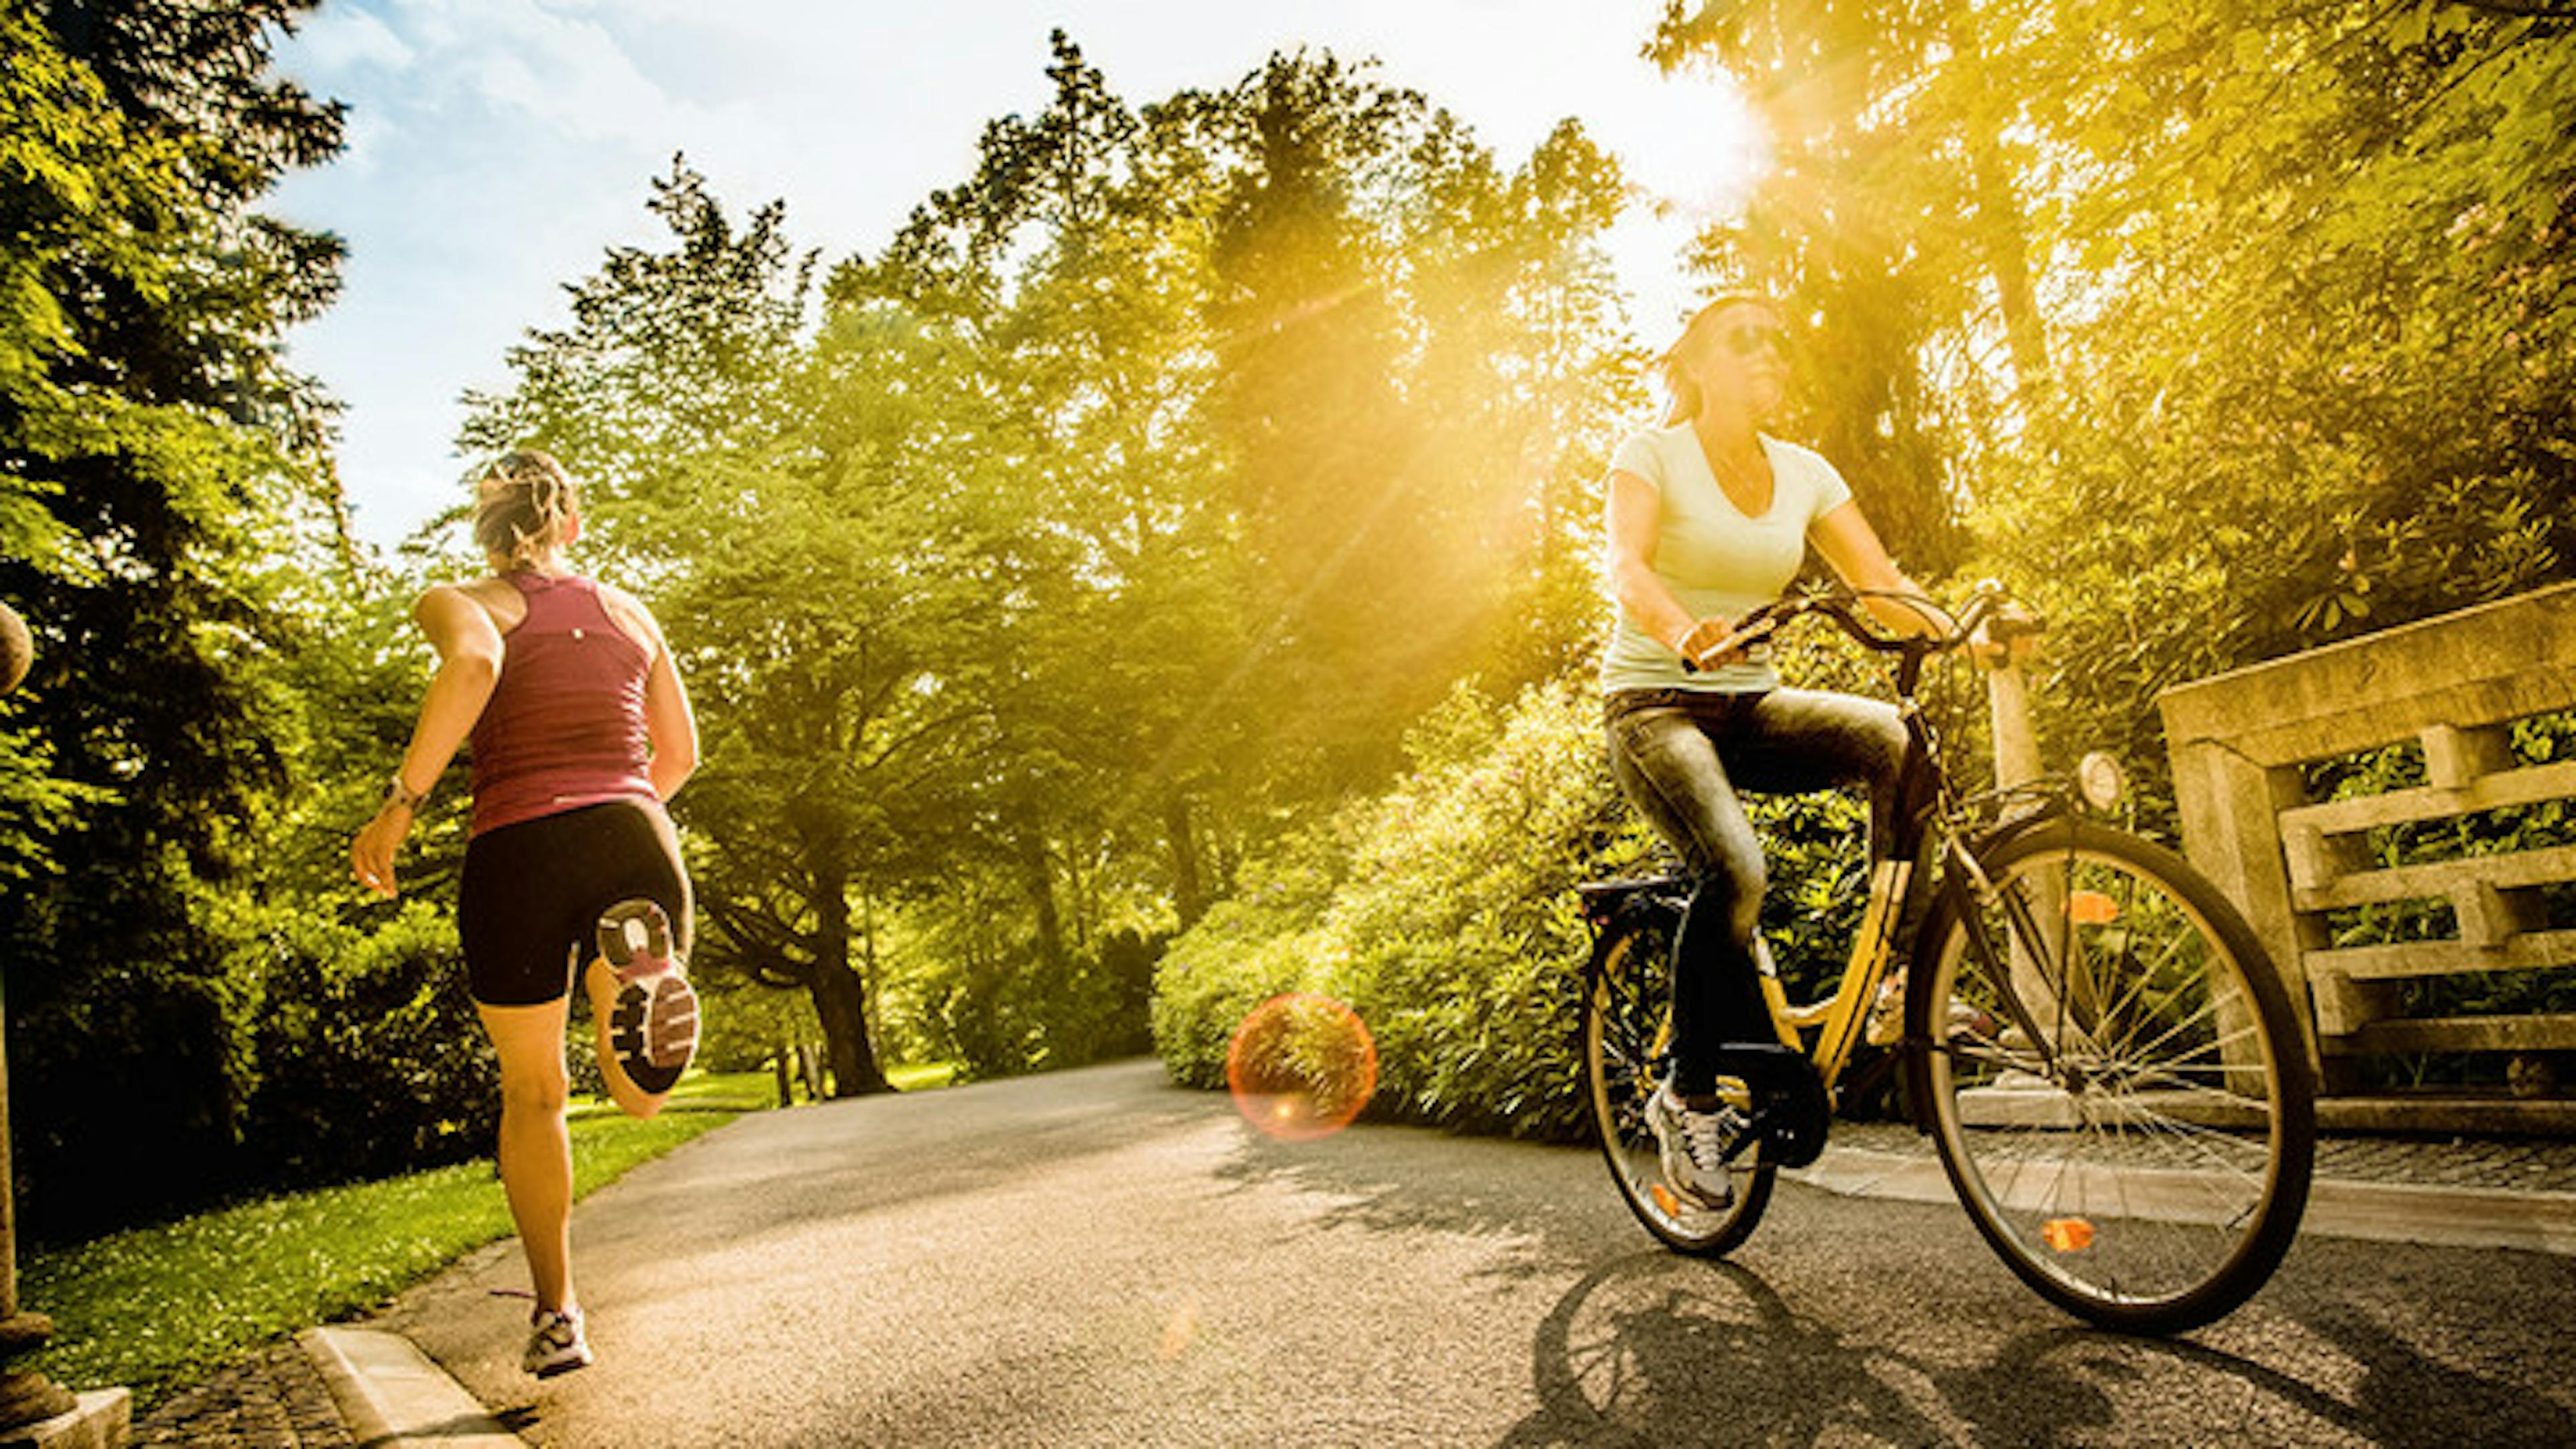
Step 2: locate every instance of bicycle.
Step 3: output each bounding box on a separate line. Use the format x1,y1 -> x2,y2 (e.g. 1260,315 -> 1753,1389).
1576,582 -> 2316,1334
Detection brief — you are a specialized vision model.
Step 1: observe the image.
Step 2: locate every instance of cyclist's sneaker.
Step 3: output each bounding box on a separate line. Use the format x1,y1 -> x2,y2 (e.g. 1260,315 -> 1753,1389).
523,1305 -> 592,1378
1646,1082 -> 1744,1210
598,899 -> 698,1095
1864,971 -> 1988,1047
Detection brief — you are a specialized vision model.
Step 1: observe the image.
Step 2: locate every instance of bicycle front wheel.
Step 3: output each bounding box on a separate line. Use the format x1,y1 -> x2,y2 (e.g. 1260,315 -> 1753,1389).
1582,907 -> 1773,1256
1917,819 -> 2314,1332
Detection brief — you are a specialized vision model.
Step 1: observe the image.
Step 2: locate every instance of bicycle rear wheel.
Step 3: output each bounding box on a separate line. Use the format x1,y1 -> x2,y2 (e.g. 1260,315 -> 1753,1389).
1917,819 -> 2314,1332
1582,905 -> 1772,1256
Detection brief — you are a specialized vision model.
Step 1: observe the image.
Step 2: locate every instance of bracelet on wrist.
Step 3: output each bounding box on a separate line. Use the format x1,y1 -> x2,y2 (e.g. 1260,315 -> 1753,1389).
384,773 -> 429,813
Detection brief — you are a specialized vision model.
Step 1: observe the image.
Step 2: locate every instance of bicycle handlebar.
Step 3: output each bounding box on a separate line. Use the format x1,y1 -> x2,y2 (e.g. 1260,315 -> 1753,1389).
1678,581 -> 2041,673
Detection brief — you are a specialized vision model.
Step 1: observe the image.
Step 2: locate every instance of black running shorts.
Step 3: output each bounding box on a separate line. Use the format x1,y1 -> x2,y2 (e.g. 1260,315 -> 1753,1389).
458,800 -> 692,1007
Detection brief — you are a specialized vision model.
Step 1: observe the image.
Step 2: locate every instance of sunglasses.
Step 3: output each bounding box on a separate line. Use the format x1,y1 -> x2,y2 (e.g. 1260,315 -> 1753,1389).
1722,323 -> 1791,360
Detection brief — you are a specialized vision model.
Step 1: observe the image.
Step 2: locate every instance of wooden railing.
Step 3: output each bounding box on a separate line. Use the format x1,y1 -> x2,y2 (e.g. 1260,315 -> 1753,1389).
2157,582 -> 2576,1124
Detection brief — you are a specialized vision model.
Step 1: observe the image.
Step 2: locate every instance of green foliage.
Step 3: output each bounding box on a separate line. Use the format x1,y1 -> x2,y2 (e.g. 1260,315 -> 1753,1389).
918,924 -> 1164,1081
692,974 -> 826,1075
1,1 -> 363,1232
231,901 -> 498,1189
1161,680 -> 1652,1138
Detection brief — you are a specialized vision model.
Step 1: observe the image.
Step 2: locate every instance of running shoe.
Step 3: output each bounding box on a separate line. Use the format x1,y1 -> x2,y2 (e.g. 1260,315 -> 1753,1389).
1645,1081 -> 1746,1210
523,1305 -> 592,1378
598,899 -> 698,1095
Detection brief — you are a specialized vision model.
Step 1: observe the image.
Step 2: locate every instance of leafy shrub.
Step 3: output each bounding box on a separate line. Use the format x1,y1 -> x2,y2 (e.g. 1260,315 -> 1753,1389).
237,900 -> 499,1190
922,926 -> 1163,1081
691,976 -> 826,1074
1155,671 -> 1893,1139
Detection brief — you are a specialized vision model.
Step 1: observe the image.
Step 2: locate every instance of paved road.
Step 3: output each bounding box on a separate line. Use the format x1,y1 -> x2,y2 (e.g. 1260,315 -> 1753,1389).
376,1060 -> 2576,1447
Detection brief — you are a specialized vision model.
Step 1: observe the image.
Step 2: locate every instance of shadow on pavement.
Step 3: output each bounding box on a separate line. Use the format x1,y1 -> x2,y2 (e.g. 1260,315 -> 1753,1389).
1211,1113 -> 1630,1281
1492,1250 -> 2562,1448
1494,1254 -> 1974,1448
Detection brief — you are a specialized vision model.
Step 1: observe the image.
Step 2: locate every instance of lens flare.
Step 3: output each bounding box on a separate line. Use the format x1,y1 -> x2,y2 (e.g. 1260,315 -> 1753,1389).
1226,993 -> 1378,1141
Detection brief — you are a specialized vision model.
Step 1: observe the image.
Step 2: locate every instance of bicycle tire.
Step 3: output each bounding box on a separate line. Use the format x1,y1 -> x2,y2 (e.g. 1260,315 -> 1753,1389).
1581,905 -> 1774,1256
1913,818 -> 2314,1332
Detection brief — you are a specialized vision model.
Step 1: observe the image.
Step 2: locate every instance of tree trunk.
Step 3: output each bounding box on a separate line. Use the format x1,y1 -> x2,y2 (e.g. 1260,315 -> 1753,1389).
808,867 -> 892,1095
1972,133 -> 2049,407
1166,793 -> 1205,928
1947,11 -> 2050,411
1022,827 -> 1066,971
810,961 -> 890,1096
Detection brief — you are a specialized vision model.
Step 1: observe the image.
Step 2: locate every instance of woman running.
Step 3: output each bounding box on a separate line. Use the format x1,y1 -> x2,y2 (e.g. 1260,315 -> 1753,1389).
352,449 -> 701,1377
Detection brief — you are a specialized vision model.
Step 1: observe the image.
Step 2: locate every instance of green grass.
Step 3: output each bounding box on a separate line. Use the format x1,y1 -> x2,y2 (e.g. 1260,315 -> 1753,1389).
21,1070 -> 767,1405
887,1060 -> 959,1092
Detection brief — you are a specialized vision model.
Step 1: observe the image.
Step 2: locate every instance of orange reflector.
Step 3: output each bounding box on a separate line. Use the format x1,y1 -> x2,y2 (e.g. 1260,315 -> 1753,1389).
2070,891 -> 2120,926
2041,1217 -> 2096,1252
1650,1183 -> 1682,1216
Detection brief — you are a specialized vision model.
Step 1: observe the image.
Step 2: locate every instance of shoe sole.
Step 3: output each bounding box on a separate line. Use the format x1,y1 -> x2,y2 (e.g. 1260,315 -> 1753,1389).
530,1350 -> 593,1379
599,900 -> 696,1094
610,975 -> 698,1093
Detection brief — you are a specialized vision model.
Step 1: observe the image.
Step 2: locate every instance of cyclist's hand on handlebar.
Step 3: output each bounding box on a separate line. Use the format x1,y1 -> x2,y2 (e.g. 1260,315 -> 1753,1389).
1969,600 -> 2043,667
1674,614 -> 1768,672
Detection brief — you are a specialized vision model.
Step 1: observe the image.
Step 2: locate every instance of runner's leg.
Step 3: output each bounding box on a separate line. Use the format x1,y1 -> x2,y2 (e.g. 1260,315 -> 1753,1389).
478,996 -> 578,1314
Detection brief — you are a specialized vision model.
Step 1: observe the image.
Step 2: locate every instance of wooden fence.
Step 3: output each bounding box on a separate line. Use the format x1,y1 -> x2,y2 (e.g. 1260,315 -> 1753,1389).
2157,581 -> 2576,1129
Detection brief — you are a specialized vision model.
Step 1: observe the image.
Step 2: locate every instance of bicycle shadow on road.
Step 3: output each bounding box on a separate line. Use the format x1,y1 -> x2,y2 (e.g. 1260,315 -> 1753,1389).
1493,1252 -> 1984,1448
1491,1248 -> 2563,1448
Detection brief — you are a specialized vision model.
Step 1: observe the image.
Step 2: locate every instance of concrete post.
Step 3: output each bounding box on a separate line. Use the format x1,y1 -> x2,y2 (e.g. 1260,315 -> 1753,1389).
1982,649 -> 2082,1034
1984,656 -> 2043,797
0,602 -> 129,1444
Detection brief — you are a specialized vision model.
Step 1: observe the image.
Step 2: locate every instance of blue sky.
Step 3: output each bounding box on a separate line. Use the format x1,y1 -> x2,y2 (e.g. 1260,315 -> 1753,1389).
268,0 -> 1764,545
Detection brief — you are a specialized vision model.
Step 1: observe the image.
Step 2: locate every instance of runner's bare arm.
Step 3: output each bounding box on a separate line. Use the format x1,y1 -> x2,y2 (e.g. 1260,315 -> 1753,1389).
350,585 -> 507,897
636,610 -> 698,800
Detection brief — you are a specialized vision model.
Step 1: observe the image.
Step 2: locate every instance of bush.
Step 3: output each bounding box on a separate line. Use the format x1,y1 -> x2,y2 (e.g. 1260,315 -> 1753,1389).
690,976 -> 826,1074
1156,612 -> 2002,1137
237,901 -> 499,1191
926,927 -> 1163,1081
1155,674 -> 1893,1139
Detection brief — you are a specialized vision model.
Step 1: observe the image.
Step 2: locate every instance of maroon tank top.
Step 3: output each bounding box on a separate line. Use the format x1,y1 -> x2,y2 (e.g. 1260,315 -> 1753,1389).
468,572 -> 657,837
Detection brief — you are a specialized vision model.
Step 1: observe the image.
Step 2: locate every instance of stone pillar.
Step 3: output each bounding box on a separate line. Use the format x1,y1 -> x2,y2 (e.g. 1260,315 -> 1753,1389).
0,601 -> 129,1446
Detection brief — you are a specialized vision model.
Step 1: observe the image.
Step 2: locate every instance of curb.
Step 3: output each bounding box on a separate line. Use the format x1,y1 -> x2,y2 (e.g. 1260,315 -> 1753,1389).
300,1326 -> 522,1448
1786,1146 -> 2576,1256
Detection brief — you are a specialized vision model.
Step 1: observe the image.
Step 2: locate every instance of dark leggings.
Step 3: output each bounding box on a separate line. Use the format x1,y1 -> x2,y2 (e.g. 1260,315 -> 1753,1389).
459,800 -> 692,1007
1605,687 -> 1907,1095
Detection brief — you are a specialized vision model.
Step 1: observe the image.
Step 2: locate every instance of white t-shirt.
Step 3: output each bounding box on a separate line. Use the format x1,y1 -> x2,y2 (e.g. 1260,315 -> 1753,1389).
1600,423 -> 1854,694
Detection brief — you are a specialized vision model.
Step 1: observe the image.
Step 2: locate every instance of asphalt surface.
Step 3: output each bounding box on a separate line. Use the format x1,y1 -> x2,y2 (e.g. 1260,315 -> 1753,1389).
339,1059 -> 2576,1448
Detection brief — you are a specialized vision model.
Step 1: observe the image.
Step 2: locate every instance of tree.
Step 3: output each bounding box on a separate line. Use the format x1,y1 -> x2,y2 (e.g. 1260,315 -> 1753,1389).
458,160 -> 812,576
1647,1 -> 2574,820
0,1 -> 355,1228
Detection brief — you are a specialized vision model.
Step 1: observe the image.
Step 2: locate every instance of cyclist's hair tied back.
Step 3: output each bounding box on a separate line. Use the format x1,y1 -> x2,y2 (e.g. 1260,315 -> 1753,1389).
473,449 -> 579,569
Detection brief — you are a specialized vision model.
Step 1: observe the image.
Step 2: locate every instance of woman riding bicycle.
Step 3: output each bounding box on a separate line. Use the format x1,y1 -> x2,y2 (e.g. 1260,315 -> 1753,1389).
1601,293 -> 1947,1210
